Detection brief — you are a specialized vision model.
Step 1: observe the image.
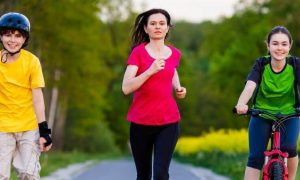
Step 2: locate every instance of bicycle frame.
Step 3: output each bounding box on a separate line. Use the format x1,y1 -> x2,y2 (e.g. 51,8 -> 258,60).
234,108 -> 300,180
262,122 -> 288,180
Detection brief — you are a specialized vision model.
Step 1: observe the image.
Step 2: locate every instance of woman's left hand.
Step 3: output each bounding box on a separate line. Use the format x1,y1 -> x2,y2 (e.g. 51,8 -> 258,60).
175,87 -> 186,99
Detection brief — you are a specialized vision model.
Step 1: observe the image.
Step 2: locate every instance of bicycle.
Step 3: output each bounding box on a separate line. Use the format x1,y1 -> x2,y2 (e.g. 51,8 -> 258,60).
233,108 -> 300,180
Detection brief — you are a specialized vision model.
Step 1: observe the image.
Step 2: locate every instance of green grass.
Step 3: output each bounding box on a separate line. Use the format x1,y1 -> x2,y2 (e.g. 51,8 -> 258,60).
174,152 -> 300,180
174,152 -> 246,180
9,150 -> 120,180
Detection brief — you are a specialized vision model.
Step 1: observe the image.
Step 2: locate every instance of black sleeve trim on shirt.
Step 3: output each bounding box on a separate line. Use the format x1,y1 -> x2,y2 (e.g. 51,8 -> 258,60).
246,56 -> 270,84
292,56 -> 300,84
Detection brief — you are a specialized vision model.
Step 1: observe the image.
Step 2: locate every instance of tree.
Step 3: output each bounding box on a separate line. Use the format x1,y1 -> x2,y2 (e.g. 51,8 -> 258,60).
0,0 -> 118,152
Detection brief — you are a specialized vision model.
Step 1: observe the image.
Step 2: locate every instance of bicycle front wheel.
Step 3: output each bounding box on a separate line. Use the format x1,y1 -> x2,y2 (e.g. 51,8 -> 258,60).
269,161 -> 284,180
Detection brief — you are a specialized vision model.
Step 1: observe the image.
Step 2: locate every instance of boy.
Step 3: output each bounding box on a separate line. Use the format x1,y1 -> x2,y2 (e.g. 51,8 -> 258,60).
0,12 -> 52,180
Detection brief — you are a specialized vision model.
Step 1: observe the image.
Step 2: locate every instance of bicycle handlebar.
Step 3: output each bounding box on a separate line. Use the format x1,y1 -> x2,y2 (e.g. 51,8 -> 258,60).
233,107 -> 300,134
233,107 -> 300,121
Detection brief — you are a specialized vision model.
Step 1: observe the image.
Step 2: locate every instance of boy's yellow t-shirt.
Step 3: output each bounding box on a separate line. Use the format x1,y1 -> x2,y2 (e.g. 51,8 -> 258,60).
0,49 -> 45,132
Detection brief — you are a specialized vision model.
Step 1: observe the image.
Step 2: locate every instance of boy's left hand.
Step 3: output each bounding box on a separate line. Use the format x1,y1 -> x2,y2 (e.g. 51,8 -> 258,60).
39,137 -> 52,152
38,121 -> 52,152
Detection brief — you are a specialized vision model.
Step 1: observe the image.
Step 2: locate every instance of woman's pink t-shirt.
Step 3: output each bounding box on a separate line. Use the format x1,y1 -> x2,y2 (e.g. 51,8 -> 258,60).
126,43 -> 182,125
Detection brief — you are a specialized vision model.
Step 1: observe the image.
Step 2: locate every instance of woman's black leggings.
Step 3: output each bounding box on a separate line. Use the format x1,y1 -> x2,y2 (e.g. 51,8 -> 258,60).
130,122 -> 179,180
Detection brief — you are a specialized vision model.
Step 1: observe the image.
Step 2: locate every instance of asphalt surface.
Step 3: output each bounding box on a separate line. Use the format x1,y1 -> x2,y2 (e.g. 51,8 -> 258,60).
42,159 -> 229,180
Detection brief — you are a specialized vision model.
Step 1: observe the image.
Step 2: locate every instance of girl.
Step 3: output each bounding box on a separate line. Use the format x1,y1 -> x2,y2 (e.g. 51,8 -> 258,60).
235,26 -> 300,180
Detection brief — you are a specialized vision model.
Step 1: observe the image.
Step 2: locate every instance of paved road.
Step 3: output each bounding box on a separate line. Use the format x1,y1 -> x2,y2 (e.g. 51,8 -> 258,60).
43,159 -> 229,180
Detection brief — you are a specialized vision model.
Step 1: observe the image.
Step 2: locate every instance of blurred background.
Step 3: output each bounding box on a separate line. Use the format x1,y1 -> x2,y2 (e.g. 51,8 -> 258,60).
1,0 -> 300,178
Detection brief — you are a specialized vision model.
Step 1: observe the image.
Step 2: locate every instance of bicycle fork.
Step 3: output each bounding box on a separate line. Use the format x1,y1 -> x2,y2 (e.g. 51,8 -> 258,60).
263,129 -> 289,180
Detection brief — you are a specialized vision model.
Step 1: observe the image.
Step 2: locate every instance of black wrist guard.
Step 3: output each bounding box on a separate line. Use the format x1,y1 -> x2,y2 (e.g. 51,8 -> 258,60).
38,121 -> 52,147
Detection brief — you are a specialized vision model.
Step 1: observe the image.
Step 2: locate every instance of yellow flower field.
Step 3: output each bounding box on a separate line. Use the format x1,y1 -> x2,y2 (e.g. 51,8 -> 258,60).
176,128 -> 300,156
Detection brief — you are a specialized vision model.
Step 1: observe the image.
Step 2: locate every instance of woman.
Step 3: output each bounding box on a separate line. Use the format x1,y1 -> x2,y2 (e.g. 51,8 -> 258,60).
122,8 -> 186,180
235,26 -> 300,180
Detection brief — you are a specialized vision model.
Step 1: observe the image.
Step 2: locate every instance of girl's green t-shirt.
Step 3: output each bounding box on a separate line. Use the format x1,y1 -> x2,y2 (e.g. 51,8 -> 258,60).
254,63 -> 296,115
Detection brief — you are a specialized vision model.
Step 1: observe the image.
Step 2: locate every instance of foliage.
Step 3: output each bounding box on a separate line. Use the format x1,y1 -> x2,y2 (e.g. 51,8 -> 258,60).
0,0 -> 118,152
64,107 -> 119,153
1,0 -> 300,152
168,0 -> 300,136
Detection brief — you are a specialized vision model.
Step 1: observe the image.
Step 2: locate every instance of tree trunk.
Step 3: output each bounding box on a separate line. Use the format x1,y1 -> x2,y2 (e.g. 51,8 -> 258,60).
51,94 -> 68,150
48,70 -> 60,129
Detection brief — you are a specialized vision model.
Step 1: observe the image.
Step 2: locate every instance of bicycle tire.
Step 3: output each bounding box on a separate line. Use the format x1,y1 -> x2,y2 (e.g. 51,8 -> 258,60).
269,161 -> 284,180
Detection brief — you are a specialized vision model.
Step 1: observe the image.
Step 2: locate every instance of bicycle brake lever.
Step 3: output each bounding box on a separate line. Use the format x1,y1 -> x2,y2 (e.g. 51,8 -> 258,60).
250,109 -> 260,116
275,113 -> 284,119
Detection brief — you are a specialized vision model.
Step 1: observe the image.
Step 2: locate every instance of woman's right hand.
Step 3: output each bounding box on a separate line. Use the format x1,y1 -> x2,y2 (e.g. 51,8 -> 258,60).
147,58 -> 165,75
235,104 -> 249,114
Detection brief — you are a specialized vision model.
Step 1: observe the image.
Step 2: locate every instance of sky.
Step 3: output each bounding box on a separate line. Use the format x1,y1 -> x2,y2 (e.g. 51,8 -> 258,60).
132,0 -> 240,23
